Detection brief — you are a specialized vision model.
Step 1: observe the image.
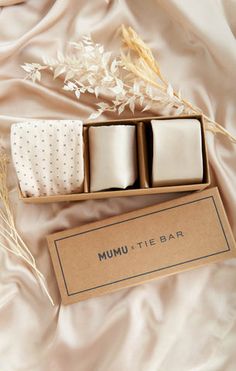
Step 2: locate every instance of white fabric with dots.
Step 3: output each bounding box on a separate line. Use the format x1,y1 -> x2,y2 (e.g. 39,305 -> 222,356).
11,120 -> 84,197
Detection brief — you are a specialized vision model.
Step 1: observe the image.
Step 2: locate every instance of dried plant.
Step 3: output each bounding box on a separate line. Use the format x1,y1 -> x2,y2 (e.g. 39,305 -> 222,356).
121,26 -> 236,142
0,149 -> 54,305
21,26 -> 236,143
22,36 -> 164,120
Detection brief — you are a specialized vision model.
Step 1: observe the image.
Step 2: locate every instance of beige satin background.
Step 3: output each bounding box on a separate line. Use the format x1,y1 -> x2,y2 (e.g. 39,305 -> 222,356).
0,1 -> 236,370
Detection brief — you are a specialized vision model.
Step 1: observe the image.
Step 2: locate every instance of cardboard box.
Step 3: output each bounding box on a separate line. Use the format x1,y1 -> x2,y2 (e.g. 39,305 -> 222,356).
47,187 -> 236,304
19,114 -> 210,203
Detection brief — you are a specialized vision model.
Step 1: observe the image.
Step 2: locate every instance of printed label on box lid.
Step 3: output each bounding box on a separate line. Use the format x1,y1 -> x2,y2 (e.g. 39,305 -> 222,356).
47,187 -> 236,304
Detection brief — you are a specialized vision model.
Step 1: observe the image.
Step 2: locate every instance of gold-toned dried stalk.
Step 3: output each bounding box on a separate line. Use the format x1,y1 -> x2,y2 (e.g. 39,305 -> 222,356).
121,25 -> 236,143
21,27 -> 236,142
0,149 -> 54,305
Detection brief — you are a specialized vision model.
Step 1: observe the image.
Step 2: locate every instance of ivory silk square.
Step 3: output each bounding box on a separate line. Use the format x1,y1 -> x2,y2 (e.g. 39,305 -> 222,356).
89,125 -> 138,192
11,120 -> 84,197
151,119 -> 203,187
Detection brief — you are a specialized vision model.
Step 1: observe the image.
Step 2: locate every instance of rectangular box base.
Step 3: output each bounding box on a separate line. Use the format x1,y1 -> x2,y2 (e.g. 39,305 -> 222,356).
19,114 -> 210,203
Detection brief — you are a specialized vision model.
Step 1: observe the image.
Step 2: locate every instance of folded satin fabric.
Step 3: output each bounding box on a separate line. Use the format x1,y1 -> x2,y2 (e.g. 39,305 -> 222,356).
89,125 -> 137,192
151,119 -> 203,187
11,120 -> 84,197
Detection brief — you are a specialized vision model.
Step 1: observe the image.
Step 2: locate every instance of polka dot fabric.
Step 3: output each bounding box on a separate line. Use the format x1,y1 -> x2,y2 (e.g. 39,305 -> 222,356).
11,120 -> 84,197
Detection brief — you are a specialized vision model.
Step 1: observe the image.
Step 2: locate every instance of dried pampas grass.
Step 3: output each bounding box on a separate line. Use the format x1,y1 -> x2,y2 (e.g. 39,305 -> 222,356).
0,149 -> 54,305
21,26 -> 236,143
121,26 -> 236,143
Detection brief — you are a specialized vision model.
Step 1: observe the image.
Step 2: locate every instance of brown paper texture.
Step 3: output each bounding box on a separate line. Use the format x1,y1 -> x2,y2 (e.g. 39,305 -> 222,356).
47,187 -> 236,304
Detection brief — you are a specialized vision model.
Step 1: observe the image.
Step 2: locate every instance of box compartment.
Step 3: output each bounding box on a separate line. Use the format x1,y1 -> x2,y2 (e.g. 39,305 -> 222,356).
18,114 -> 210,203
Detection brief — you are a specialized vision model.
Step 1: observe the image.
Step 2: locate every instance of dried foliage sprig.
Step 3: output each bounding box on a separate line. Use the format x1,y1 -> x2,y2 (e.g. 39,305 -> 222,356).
121,26 -> 236,143
0,150 -> 54,305
22,36 -> 168,120
21,26 -> 236,143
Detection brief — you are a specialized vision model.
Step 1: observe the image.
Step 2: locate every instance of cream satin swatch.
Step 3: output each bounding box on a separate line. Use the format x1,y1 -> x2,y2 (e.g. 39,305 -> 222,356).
89,125 -> 137,192
11,120 -> 84,197
151,119 -> 203,187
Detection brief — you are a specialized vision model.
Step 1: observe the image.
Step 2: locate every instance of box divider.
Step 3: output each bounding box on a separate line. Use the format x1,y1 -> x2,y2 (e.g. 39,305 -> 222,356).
137,122 -> 149,188
200,116 -> 210,184
83,126 -> 90,193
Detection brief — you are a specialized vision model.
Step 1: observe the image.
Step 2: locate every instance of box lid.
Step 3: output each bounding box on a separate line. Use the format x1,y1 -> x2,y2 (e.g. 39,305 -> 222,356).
47,187 -> 236,304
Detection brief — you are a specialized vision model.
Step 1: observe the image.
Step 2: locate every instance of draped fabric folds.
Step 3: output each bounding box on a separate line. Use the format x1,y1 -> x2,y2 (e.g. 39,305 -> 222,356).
0,1 -> 235,371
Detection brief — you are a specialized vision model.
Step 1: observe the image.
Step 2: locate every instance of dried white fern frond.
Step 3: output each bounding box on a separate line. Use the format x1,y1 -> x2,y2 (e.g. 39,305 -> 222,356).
0,149 -> 54,305
21,35 -> 186,120
21,63 -> 47,83
21,27 -> 236,143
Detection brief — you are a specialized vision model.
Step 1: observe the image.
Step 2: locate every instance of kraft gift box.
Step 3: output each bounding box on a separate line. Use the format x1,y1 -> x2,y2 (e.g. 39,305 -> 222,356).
18,114 -> 210,203
47,187 -> 236,305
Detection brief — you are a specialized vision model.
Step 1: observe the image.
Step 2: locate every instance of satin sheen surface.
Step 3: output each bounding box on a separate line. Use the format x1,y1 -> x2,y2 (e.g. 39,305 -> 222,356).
151,119 -> 203,186
89,125 -> 137,192
0,1 -> 236,371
